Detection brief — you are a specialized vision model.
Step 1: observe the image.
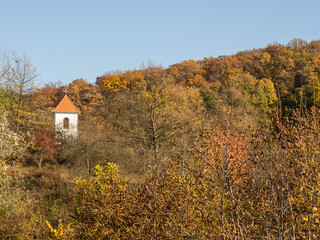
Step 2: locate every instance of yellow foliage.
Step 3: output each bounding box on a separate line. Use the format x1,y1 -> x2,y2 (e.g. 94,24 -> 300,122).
46,219 -> 72,240
100,73 -> 130,92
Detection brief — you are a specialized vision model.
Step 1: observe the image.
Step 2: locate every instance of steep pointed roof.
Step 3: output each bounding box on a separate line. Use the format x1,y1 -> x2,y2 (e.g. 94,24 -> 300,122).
53,95 -> 80,113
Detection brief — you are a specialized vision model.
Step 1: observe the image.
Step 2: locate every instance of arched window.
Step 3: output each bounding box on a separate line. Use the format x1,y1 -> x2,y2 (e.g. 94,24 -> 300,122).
63,117 -> 69,129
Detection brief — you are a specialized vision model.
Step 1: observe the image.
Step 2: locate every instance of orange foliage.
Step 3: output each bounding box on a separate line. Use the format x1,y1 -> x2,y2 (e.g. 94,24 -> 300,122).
193,128 -> 250,186
202,55 -> 243,83
123,70 -> 146,89
168,60 -> 205,87
98,73 -> 130,92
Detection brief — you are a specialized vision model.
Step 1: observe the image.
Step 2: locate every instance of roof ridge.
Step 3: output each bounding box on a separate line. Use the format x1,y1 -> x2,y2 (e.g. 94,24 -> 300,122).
64,95 -> 80,112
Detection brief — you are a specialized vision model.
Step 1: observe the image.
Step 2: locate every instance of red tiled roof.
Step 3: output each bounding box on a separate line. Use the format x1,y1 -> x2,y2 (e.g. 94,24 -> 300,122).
53,96 -> 80,113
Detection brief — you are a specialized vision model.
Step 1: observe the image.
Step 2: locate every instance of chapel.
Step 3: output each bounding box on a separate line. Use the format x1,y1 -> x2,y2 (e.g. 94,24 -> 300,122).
53,95 -> 80,138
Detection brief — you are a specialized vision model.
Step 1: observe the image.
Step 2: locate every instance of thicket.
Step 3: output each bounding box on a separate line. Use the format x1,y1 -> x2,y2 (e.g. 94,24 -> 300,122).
1,39 -> 320,239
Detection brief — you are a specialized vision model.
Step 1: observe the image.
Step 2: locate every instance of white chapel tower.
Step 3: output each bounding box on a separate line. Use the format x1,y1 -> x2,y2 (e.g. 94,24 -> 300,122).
53,95 -> 80,138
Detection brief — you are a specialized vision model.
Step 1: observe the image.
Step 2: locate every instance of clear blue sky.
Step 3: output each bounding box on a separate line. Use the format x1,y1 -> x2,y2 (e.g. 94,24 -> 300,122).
1,0 -> 319,85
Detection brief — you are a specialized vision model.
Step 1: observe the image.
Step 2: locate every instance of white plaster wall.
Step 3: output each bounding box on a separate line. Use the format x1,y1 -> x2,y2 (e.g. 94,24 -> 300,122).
54,112 -> 78,138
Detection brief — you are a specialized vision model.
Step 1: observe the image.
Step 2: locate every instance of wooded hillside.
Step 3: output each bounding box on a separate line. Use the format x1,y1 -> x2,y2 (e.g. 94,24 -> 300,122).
1,39 -> 320,239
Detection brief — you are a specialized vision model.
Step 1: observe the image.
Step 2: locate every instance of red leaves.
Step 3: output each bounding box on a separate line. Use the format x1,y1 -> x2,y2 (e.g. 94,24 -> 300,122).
33,129 -> 58,158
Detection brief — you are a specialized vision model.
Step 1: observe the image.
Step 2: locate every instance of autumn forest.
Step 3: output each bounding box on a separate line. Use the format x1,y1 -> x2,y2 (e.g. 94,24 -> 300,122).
1,39 -> 320,239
